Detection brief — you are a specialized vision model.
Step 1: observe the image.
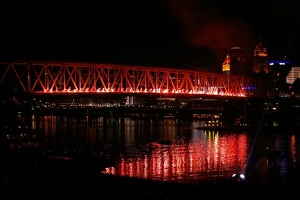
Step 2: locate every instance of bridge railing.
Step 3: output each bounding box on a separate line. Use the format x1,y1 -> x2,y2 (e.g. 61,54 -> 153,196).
0,61 -> 264,97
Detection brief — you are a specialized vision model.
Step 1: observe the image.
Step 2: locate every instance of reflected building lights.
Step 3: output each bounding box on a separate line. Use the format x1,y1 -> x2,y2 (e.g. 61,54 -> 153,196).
290,135 -> 296,163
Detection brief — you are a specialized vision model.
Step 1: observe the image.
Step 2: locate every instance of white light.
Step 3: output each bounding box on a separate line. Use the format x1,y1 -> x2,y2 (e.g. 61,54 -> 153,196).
232,173 -> 246,181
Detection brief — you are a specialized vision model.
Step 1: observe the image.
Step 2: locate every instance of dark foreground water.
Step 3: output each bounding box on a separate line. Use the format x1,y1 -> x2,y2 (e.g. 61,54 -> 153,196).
1,116 -> 300,199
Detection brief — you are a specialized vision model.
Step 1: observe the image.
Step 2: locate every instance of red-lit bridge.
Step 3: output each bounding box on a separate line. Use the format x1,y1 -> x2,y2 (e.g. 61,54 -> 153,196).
0,61 -> 265,98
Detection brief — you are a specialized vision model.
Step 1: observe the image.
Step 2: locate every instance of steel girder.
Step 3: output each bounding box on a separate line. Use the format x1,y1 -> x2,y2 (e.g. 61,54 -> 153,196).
0,61 -> 260,97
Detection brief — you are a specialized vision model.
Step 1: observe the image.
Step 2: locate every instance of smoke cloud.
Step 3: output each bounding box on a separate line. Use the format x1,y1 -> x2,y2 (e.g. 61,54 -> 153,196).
167,0 -> 256,71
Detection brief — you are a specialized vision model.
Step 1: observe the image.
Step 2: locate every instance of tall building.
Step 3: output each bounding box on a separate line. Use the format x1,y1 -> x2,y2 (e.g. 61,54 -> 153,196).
222,47 -> 252,76
269,60 -> 291,80
229,47 -> 252,76
268,60 -> 291,97
253,41 -> 268,73
222,53 -> 230,75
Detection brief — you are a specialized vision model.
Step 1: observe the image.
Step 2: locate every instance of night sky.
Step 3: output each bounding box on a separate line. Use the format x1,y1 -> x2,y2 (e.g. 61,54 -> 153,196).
0,0 -> 299,72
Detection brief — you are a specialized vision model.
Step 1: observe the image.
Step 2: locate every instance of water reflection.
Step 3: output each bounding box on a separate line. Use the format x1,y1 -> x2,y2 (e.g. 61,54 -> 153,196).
105,130 -> 249,184
9,115 -> 300,185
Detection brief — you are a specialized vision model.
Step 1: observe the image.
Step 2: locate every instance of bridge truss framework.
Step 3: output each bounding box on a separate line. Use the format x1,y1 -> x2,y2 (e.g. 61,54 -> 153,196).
0,61 -> 265,97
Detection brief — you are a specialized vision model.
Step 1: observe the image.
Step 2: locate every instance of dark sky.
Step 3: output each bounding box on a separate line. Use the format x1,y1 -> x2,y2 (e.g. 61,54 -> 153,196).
0,0 -> 299,72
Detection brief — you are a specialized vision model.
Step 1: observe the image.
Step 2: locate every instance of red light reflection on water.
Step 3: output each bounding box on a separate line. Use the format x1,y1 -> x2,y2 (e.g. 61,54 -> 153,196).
105,133 -> 248,183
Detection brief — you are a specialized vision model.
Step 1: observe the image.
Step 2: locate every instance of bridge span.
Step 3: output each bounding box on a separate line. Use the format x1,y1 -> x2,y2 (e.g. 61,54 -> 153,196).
0,61 -> 265,98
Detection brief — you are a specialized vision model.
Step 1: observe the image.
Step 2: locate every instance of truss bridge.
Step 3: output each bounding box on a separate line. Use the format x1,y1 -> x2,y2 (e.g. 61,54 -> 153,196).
0,61 -> 265,98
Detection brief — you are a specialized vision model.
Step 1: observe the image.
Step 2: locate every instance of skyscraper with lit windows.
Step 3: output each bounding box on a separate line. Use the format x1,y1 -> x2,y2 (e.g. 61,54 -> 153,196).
286,66 -> 300,84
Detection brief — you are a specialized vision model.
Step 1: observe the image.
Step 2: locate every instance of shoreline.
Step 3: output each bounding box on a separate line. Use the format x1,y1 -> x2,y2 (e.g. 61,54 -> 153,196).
2,172 -> 298,199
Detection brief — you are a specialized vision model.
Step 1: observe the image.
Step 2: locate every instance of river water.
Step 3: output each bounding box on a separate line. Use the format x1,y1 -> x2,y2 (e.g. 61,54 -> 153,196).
6,115 -> 293,185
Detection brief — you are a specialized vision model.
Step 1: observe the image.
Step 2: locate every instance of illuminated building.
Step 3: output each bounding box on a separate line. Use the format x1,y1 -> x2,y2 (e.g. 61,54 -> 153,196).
222,53 -> 230,75
286,66 -> 300,84
253,40 -> 268,73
